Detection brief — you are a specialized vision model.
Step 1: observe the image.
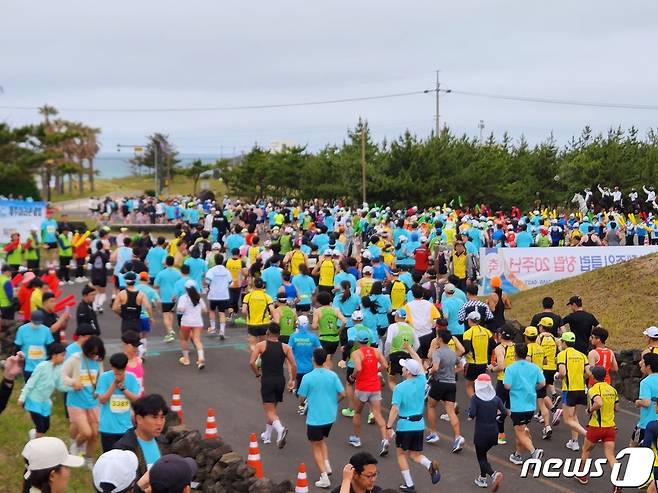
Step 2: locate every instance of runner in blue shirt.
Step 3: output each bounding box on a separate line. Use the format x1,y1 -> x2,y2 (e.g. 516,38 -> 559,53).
96,353 -> 141,452
184,248 -> 208,288
262,256 -> 283,299
289,316 -> 321,398
154,256 -> 183,342
292,266 -> 316,312
145,238 -> 167,281
15,310 -> 54,380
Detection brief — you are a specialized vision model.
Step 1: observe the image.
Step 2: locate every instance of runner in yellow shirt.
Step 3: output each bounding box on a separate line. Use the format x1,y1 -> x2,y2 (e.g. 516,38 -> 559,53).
538,317 -> 560,410
524,326 -> 552,440
555,331 -> 590,451
462,311 -> 493,398
241,278 -> 275,350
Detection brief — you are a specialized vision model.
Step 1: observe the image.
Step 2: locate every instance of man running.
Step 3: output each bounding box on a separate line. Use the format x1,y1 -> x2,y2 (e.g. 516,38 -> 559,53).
242,278 -> 275,351
112,272 -> 152,336
205,253 -> 232,339
297,347 -> 345,489
384,308 -> 419,391
249,323 -> 296,449
154,256 -> 182,343
462,311 -> 494,398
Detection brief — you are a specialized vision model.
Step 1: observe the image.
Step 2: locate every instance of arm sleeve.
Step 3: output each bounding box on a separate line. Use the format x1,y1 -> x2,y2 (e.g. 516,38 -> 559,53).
4,281 -> 13,300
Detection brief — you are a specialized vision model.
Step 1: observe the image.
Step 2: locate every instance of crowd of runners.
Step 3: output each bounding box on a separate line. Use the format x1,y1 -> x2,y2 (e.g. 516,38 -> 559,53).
1,194 -> 658,493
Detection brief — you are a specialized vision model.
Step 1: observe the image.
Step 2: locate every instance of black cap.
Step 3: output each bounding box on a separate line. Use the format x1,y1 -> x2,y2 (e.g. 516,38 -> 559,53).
121,330 -> 141,347
82,285 -> 96,296
500,327 -> 515,340
75,323 -> 96,336
150,454 -> 197,493
567,295 -> 582,307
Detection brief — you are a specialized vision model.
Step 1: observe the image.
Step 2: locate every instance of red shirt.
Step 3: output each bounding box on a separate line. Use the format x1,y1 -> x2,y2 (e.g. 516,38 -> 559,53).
588,347 -> 613,386
414,246 -> 430,272
355,346 -> 381,392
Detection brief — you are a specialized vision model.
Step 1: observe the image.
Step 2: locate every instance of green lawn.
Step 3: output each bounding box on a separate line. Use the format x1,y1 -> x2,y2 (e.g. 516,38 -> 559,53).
0,375 -> 92,492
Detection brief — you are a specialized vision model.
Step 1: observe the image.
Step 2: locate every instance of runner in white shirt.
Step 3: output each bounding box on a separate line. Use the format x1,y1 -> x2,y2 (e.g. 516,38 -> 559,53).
176,280 -> 208,370
205,253 -> 232,339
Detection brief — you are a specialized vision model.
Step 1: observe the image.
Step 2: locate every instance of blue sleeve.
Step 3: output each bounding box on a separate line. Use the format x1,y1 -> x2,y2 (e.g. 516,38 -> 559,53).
96,372 -> 110,395
536,367 -> 545,384
46,328 -> 54,345
335,373 -> 345,393
15,327 -> 23,347
126,374 -> 140,395
4,281 -> 13,300
391,386 -> 401,407
312,335 -> 321,348
502,366 -> 512,386
297,376 -> 309,398
641,421 -> 658,448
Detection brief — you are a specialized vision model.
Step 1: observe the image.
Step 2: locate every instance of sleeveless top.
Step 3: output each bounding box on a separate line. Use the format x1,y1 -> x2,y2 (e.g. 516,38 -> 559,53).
121,290 -> 142,321
588,347 -> 613,386
355,346 -> 381,392
489,289 -> 506,330
261,340 -> 285,380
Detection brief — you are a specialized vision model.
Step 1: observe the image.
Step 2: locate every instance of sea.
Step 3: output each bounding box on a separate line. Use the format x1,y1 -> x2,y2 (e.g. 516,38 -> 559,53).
93,153 -> 224,178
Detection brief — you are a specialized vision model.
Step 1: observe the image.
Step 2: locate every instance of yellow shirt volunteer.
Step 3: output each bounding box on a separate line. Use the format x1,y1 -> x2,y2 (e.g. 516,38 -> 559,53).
226,257 -> 244,288
289,250 -> 306,276
452,252 -> 467,279
463,324 -> 493,365
318,259 -> 335,287
557,347 -> 589,391
538,333 -> 557,370
495,343 -> 516,381
587,381 -> 618,428
242,290 -> 273,325
527,342 -> 544,369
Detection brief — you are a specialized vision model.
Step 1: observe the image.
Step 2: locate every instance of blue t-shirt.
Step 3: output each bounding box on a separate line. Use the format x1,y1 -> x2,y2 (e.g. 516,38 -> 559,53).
65,342 -> 82,359
298,368 -> 344,426
137,437 -> 161,469
515,231 -> 533,248
292,274 -> 315,306
184,257 -> 208,288
66,356 -> 100,409
333,293 -> 361,327
97,371 -> 140,434
225,234 -> 245,253
638,373 -> 658,428
262,266 -> 283,299
503,360 -> 545,412
15,323 -> 54,372
442,296 -> 464,336
145,247 -> 167,278
154,268 -> 183,303
41,218 -> 58,243
288,330 -> 321,375
392,374 -> 427,432
334,272 -> 357,293
113,246 -> 133,275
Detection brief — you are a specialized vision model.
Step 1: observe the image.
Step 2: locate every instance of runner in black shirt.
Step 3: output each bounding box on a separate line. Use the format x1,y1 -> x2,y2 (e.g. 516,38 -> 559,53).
560,295 -> 600,354
529,297 -> 562,337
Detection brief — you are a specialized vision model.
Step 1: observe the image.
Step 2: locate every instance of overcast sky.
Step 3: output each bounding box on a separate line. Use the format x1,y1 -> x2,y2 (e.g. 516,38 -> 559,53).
2,0 -> 657,155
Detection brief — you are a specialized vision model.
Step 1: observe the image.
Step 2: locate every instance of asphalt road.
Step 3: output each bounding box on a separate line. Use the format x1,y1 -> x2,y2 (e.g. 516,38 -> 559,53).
88,285 -> 642,493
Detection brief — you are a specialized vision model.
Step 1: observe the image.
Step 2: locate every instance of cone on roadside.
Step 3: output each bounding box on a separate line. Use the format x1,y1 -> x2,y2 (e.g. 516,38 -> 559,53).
247,433 -> 264,478
295,463 -> 308,493
204,408 -> 219,439
171,387 -> 183,424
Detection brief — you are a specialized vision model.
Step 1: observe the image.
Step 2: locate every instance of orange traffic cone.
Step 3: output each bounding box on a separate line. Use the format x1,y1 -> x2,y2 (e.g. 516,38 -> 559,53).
204,408 -> 219,439
171,387 -> 183,424
247,433 -> 264,478
295,463 -> 309,493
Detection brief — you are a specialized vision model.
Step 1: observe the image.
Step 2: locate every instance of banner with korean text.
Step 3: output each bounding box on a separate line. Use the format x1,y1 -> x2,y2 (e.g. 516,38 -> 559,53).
480,246 -> 658,294
0,200 -> 46,244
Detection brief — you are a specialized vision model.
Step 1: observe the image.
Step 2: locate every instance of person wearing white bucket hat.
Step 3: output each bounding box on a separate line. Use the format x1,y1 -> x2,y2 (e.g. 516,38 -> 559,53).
22,436 -> 84,493
467,374 -> 505,491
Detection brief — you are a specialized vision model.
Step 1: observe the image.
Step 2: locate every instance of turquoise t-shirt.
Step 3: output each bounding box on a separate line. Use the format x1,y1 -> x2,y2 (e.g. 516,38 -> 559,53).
332,293 -> 360,328
503,360 -> 545,412
261,266 -> 283,299
184,257 -> 208,289
41,218 -> 58,243
334,272 -> 357,293
97,371 -> 140,434
154,268 -> 183,303
137,437 -> 161,469
289,330 -> 321,375
15,323 -> 54,372
298,368 -> 344,426
65,342 -> 82,359
292,274 -> 315,306
392,374 -> 427,432
638,373 -> 658,428
145,247 -> 167,278
442,296 -> 464,336
66,357 -> 100,409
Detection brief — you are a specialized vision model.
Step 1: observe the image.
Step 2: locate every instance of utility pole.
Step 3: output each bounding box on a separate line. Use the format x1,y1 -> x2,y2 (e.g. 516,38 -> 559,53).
360,127 -> 366,206
478,120 -> 485,142
424,71 -> 451,138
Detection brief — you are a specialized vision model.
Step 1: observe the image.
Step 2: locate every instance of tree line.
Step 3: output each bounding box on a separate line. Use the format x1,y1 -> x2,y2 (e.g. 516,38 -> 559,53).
220,120 -> 658,211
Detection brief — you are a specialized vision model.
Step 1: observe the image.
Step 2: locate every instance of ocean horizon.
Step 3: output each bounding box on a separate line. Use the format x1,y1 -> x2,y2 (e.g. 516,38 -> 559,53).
92,153 -> 227,178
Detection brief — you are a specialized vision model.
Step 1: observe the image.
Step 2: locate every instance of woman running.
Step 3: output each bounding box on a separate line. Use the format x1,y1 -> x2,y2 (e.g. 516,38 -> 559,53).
89,241 -> 110,313
176,280 -> 208,370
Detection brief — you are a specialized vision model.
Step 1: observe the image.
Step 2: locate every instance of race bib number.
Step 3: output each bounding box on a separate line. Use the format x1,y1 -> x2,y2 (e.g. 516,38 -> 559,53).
27,345 -> 45,360
80,369 -> 97,386
46,225 -> 56,234
109,395 -> 131,413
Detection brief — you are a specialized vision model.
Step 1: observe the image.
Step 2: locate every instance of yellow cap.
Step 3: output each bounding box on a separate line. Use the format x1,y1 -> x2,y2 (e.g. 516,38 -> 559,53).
538,316 -> 554,328
524,326 -> 538,337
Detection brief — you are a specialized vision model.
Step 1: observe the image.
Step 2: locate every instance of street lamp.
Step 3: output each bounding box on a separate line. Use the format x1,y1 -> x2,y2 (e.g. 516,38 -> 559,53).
478,120 -> 485,142
117,142 -> 159,195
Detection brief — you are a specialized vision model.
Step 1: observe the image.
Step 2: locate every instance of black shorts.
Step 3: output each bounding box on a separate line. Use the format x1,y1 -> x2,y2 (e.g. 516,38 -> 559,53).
209,299 -> 231,312
228,287 -> 242,311
307,423 -> 333,442
161,302 -> 175,313
91,276 -> 107,288
417,332 -> 435,360
465,363 -> 487,382
29,411 -> 50,434
45,242 -> 58,250
511,411 -> 535,426
543,369 -> 555,386
428,381 -> 456,403
295,303 -> 311,312
563,390 -> 587,407
537,385 -> 547,399
260,377 -> 285,403
248,324 -> 269,337
320,340 -> 339,355
388,351 -> 409,376
395,430 -> 424,452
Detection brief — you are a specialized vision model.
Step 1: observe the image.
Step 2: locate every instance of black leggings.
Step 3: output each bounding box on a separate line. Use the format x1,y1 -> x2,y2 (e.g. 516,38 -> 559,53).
101,432 -> 124,452
474,431 -> 497,477
495,381 -> 510,434
59,256 -> 71,281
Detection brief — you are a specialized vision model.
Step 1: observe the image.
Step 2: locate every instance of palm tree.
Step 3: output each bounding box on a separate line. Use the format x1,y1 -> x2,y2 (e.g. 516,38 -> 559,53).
82,126 -> 100,192
58,161 -> 81,195
38,105 -> 59,193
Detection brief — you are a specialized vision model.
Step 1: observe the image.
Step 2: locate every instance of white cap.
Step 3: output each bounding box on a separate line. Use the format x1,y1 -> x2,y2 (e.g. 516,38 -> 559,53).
211,242 -> 221,250
399,235 -> 408,242
400,358 -> 422,376
362,266 -> 373,274
351,310 -> 364,321
297,315 -> 309,327
361,250 -> 372,259
93,450 -> 139,493
644,326 -> 658,338
466,311 -> 481,322
444,283 -> 456,294
22,437 -> 84,479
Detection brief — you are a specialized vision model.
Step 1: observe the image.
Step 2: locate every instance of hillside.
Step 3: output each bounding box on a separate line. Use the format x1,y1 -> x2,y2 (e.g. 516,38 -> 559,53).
505,253 -> 658,350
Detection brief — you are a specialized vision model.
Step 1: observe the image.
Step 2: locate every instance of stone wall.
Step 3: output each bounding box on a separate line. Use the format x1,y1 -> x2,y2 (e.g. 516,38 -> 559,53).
612,349 -> 643,402
162,414 -> 294,493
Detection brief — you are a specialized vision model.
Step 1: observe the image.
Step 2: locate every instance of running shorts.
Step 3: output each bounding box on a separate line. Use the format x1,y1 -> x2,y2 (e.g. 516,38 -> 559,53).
161,302 -> 175,313
417,332 -> 435,360
140,318 -> 151,333
562,390 -> 587,407
354,390 -> 382,403
586,426 -> 616,443
248,324 -> 269,337
395,430 -> 424,452
209,299 -> 231,312
307,423 -> 333,442
465,363 -> 487,382
260,377 -> 285,403
543,369 -> 555,386
320,340 -> 339,355
511,411 -> 534,426
91,276 -> 107,288
388,351 -> 409,376
428,381 -> 456,403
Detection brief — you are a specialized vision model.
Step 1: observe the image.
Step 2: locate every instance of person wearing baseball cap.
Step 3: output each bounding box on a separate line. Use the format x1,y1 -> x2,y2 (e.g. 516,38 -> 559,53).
642,326 -> 658,356
555,331 -> 590,452
92,449 -> 138,492
288,314 -> 321,403
357,266 -> 374,297
523,327 -> 553,440
386,349 -> 441,490
537,319 -> 561,415
462,311 -> 494,399
148,454 -> 197,493
15,309 -> 54,381
22,436 -> 84,492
